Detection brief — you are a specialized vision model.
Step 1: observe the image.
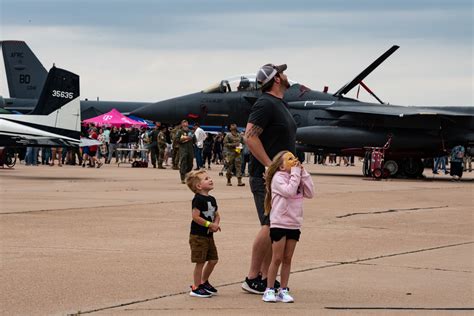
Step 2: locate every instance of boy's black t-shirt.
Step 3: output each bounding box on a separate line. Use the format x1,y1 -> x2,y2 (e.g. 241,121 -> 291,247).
191,193 -> 218,237
247,93 -> 297,178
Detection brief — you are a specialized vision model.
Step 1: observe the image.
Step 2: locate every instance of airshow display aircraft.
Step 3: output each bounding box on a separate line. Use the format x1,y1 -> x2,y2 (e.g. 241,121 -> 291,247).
130,46 -> 474,178
0,41 -> 152,119
0,66 -> 81,147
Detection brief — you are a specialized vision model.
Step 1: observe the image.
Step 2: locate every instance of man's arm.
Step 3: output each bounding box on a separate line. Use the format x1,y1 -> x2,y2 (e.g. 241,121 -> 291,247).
244,122 -> 272,167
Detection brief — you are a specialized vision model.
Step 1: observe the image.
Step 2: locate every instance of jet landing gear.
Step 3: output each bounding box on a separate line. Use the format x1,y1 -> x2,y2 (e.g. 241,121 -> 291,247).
363,157 -> 425,179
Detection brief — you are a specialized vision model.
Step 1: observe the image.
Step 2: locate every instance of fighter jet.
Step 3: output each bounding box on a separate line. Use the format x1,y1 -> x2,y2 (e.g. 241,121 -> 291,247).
0,66 -> 81,147
0,41 -> 152,119
131,46 -> 474,178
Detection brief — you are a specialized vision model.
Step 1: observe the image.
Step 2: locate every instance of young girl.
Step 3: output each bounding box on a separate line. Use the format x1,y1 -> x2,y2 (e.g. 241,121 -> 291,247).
262,150 -> 314,303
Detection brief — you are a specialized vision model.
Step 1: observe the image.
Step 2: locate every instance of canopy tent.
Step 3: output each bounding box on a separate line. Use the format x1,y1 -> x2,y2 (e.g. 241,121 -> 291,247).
82,109 -> 147,127
127,115 -> 155,128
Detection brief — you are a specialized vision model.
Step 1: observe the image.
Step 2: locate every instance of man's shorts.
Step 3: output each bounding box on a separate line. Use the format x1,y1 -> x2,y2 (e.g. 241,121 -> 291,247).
270,228 -> 301,243
189,234 -> 218,263
249,176 -> 270,226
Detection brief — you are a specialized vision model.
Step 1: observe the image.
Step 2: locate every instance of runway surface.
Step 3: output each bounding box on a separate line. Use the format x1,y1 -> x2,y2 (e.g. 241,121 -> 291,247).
1,162 -> 472,315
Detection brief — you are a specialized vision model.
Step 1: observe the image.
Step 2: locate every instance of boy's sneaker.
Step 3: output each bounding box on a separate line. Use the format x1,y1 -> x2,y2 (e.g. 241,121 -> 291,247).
189,285 -> 212,298
242,276 -> 266,294
262,288 -> 277,302
201,280 -> 218,295
276,287 -> 294,303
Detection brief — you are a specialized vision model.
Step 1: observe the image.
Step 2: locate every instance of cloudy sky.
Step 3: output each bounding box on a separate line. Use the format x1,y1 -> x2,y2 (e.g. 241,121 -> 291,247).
1,0 -> 472,106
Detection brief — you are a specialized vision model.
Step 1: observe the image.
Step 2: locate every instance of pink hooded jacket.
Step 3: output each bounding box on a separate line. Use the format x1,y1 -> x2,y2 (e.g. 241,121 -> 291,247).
270,166 -> 315,230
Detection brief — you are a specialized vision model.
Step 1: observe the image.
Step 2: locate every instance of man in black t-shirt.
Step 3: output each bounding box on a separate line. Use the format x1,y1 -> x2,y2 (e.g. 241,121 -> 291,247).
242,63 -> 297,294
117,125 -> 129,163
107,126 -> 120,163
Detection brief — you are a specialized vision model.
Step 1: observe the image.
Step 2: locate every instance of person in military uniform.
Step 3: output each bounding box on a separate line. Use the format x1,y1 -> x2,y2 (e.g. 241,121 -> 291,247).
171,123 -> 181,170
157,125 -> 167,169
176,120 -> 195,183
224,123 -> 245,186
149,122 -> 161,168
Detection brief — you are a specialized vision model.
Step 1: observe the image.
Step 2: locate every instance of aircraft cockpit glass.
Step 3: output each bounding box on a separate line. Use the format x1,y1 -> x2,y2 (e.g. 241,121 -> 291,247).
203,75 -> 258,93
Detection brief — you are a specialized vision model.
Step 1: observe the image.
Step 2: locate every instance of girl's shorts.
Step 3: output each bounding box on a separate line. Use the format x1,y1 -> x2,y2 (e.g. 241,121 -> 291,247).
270,228 -> 301,243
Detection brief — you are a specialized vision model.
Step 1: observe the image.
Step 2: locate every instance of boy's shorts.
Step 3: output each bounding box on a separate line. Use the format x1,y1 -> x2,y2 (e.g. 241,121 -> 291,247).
189,234 -> 218,263
270,228 -> 301,243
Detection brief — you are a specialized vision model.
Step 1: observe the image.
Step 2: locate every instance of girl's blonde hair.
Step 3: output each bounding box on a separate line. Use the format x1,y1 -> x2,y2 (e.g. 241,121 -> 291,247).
264,150 -> 290,216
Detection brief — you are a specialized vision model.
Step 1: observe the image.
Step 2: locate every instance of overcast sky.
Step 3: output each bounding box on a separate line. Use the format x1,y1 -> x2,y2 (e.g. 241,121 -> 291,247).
1,0 -> 472,106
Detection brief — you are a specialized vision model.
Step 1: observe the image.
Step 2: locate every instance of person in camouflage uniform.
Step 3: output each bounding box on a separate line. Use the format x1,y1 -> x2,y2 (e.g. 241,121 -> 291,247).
157,125 -> 167,169
224,123 -> 245,186
149,123 -> 160,168
176,120 -> 195,183
171,123 -> 181,170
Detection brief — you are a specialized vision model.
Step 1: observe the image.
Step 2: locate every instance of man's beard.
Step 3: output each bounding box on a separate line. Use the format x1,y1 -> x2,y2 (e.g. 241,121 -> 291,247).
281,77 -> 291,89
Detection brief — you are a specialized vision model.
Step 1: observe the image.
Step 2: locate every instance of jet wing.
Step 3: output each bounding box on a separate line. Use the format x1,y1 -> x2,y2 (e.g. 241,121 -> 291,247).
0,118 -> 80,146
324,105 -> 474,117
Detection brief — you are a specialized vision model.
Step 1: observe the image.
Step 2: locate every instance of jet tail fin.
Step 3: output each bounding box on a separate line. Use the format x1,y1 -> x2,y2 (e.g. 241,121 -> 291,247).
1,40 -> 48,99
3,66 -> 81,142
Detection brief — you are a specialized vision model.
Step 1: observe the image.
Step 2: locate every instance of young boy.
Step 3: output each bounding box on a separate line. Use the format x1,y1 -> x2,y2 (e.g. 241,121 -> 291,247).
186,170 -> 221,298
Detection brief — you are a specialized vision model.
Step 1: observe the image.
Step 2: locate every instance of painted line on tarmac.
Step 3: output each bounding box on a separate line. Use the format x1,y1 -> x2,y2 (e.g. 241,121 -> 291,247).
71,240 -> 473,315
336,205 -> 449,218
0,197 -> 249,215
325,307 -> 474,311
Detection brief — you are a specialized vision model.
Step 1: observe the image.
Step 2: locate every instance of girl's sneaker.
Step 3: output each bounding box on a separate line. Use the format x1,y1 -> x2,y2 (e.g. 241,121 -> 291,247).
262,288 -> 276,303
189,285 -> 212,298
276,287 -> 294,303
201,280 -> 218,295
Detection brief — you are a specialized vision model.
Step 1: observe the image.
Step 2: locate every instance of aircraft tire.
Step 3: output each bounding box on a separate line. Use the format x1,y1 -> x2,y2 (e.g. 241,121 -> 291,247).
383,160 -> 398,176
401,158 -> 424,178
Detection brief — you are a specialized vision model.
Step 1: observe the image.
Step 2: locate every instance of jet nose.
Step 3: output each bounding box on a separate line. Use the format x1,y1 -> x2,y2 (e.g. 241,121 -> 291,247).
131,93 -> 202,124
131,100 -> 177,123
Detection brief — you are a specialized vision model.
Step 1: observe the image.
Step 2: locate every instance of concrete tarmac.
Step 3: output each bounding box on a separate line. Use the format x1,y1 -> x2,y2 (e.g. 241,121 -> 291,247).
0,162 -> 473,315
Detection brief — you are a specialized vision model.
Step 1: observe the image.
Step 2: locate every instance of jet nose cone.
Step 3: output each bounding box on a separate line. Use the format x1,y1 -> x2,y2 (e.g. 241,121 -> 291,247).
131,93 -> 202,124
131,100 -> 176,123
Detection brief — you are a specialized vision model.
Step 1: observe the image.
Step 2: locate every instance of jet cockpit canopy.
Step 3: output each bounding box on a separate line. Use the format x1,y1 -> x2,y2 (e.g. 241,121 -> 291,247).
203,74 -> 297,93
203,74 -> 257,93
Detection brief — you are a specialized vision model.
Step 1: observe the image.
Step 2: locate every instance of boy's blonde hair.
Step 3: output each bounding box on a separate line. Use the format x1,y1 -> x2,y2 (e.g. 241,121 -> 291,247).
186,170 -> 208,193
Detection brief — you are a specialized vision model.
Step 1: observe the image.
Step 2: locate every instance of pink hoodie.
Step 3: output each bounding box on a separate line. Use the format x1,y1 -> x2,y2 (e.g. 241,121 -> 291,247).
270,167 -> 315,230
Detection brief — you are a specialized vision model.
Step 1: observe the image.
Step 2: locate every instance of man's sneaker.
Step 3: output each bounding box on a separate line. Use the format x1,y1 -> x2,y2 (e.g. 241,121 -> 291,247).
242,276 -> 266,294
262,288 -> 277,302
261,277 -> 281,290
189,285 -> 212,298
201,280 -> 218,295
276,287 -> 294,303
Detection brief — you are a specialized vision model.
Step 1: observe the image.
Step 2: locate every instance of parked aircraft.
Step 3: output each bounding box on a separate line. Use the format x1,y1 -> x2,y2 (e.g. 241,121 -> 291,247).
0,41 -> 152,119
131,46 -> 474,178
0,66 -> 81,147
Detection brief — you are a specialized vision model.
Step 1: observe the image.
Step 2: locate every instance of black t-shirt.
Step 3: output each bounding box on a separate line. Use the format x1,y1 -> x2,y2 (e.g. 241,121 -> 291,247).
128,128 -> 139,143
119,129 -> 129,143
247,93 -> 297,178
190,193 -> 218,237
109,130 -> 120,144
